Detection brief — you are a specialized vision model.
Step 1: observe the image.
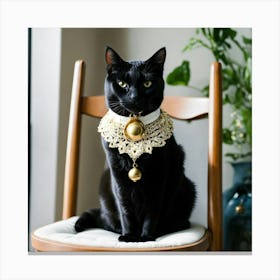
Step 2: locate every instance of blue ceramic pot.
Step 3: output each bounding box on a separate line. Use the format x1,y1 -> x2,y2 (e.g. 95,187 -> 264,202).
223,161 -> 252,251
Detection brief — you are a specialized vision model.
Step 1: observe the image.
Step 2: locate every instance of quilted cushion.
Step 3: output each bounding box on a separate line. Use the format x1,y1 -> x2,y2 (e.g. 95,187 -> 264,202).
32,216 -> 206,249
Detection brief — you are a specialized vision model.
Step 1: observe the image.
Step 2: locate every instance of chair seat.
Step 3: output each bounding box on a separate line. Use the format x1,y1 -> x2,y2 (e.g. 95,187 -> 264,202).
31,216 -> 209,252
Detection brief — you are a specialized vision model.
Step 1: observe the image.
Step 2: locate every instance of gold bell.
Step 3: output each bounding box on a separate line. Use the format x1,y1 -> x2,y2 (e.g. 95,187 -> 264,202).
128,165 -> 142,182
124,117 -> 145,141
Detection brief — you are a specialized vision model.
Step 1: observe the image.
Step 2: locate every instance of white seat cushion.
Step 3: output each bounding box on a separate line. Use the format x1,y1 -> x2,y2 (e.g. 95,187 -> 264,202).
33,216 -> 206,249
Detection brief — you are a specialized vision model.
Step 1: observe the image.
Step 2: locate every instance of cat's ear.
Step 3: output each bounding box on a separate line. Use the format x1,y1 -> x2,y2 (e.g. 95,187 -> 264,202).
105,46 -> 125,70
145,47 -> 166,72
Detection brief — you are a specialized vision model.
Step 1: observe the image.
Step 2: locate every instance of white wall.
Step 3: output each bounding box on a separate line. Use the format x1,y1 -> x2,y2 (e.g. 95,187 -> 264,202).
29,29 -> 61,238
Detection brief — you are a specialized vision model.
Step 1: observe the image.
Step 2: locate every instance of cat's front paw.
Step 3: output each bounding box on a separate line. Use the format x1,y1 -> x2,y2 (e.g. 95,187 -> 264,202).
74,217 -> 87,232
74,212 -> 92,232
139,235 -> 156,242
118,234 -> 139,242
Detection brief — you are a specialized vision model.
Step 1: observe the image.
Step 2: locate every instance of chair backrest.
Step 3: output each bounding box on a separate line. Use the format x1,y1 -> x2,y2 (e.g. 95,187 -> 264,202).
62,60 -> 222,250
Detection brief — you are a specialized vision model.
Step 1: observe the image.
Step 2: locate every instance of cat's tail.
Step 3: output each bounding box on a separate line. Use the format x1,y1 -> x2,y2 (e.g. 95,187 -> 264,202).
74,208 -> 103,232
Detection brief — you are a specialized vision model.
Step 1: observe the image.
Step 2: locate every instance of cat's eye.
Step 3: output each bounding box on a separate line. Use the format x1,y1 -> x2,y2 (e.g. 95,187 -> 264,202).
143,81 -> 152,88
118,80 -> 128,89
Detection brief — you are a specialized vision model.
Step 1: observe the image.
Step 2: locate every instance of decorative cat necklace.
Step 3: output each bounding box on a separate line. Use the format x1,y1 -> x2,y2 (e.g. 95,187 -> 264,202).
98,108 -> 173,182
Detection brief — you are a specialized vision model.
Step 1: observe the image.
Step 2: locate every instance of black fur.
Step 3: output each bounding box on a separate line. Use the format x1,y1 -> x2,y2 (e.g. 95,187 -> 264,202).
75,47 -> 196,242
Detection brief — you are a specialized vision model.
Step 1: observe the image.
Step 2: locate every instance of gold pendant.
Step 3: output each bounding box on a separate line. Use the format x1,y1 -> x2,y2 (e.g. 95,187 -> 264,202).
128,163 -> 142,182
124,115 -> 144,182
124,116 -> 145,142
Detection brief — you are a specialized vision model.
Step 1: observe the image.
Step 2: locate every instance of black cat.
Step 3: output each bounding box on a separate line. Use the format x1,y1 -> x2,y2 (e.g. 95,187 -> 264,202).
74,47 -> 196,242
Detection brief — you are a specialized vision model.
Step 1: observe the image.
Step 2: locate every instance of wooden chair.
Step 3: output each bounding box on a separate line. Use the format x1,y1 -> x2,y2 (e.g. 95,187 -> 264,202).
31,60 -> 222,252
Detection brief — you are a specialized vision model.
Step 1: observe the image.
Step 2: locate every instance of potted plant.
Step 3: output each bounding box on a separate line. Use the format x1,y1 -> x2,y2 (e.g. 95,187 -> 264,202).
166,28 -> 252,163
166,28 -> 252,250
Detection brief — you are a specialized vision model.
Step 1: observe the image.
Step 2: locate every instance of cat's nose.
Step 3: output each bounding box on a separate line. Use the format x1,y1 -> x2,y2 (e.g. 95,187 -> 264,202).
129,88 -> 138,102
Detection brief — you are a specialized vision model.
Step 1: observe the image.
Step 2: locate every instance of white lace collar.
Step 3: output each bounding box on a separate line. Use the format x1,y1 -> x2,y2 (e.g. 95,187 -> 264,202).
98,108 -> 173,160
97,108 -> 173,182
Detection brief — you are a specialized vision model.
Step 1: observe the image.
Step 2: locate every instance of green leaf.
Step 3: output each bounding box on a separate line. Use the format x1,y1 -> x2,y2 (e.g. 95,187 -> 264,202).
223,128 -> 234,145
226,28 -> 237,39
234,88 -> 244,108
223,67 -> 234,79
166,61 -> 191,86
223,94 -> 231,104
201,28 -> 210,38
182,38 -> 208,52
201,85 -> 209,97
241,108 -> 252,144
213,29 -> 222,43
242,36 -> 252,45
213,28 -> 236,46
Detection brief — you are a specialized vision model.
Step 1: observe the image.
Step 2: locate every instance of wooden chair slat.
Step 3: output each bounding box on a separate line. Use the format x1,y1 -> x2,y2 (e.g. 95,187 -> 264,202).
81,95 -> 209,120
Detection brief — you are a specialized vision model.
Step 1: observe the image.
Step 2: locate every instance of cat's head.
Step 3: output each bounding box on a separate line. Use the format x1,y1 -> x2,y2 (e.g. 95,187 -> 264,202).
104,47 -> 166,116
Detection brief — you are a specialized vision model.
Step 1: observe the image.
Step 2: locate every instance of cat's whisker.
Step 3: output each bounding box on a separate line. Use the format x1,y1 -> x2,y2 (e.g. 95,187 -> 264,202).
109,101 -> 129,115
